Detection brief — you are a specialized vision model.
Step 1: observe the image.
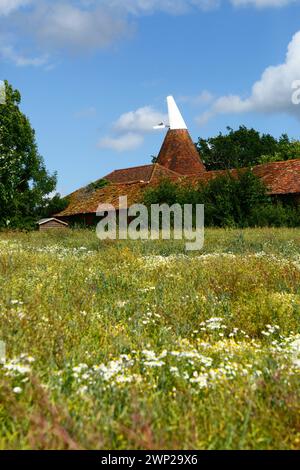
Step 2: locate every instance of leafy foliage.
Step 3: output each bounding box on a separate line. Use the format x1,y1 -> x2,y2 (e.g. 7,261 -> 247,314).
198,171 -> 268,227
37,193 -> 69,219
144,178 -> 180,207
249,204 -> 300,227
259,134 -> 300,164
196,126 -> 300,170
143,172 -> 300,227
86,178 -> 110,192
0,81 -> 56,229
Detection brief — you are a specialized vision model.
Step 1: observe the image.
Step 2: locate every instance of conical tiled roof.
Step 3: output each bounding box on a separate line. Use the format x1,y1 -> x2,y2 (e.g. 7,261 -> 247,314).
156,128 -> 206,175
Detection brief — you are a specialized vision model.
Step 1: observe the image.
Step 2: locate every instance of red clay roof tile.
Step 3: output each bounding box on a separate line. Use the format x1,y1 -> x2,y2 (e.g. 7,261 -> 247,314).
56,182 -> 146,217
56,159 -> 300,217
104,164 -> 155,184
157,129 -> 206,175
186,159 -> 300,195
104,163 -> 182,185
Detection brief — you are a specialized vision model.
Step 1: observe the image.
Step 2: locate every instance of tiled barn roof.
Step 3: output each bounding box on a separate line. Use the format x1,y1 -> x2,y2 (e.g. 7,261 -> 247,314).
56,182 -> 146,217
56,164 -> 181,217
55,94 -> 300,219
56,159 -> 300,217
104,164 -> 154,184
150,164 -> 183,182
104,163 -> 181,184
185,159 -> 300,196
252,159 -> 300,195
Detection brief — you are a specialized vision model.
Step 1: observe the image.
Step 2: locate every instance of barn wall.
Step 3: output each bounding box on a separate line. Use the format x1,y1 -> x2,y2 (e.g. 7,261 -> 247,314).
271,194 -> 300,207
61,212 -> 126,227
293,194 -> 300,206
39,221 -> 68,231
59,214 -> 100,227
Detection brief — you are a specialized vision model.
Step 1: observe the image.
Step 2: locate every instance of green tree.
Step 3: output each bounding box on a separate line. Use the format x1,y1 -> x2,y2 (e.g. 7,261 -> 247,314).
196,126 -> 279,171
37,193 -> 69,219
142,171 -> 300,227
259,134 -> 300,164
143,178 -> 179,207
199,170 -> 269,227
0,81 -> 56,228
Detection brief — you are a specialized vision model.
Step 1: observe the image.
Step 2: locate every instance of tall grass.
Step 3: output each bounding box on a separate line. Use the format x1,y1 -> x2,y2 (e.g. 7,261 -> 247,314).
0,228 -> 300,449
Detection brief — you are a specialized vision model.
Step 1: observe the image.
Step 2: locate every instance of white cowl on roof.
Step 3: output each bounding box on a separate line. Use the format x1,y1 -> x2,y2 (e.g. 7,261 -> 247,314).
167,96 -> 188,130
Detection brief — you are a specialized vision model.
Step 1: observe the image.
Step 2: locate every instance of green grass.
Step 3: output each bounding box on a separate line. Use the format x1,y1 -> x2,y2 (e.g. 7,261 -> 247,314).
0,228 -> 300,450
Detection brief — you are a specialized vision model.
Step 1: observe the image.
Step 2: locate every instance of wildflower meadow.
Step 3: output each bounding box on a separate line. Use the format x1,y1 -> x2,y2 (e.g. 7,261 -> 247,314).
1,228 -> 300,450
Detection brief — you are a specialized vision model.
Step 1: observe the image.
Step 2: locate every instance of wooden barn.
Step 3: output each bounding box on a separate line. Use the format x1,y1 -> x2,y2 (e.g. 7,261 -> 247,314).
37,218 -> 69,231
56,96 -> 300,225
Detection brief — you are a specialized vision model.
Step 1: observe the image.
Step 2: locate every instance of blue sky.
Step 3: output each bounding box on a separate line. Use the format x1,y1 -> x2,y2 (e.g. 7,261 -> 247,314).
1,0 -> 300,195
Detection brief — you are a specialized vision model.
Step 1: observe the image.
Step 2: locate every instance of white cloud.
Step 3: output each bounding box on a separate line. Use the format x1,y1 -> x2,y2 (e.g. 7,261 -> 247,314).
0,44 -> 48,67
99,104 -> 167,152
0,1 -> 129,66
0,0 -> 298,67
98,132 -> 144,152
0,0 -> 31,16
231,0 -> 296,7
30,2 -> 129,53
197,31 -> 300,125
113,106 -> 168,133
23,0 -> 219,57
1,0 -> 297,68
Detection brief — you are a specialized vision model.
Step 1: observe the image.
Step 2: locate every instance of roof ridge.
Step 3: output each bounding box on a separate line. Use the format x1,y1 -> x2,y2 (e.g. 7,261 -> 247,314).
153,163 -> 182,175
254,158 -> 300,169
149,163 -> 182,183
98,180 -> 147,187
111,163 -> 154,173
38,218 -> 68,226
